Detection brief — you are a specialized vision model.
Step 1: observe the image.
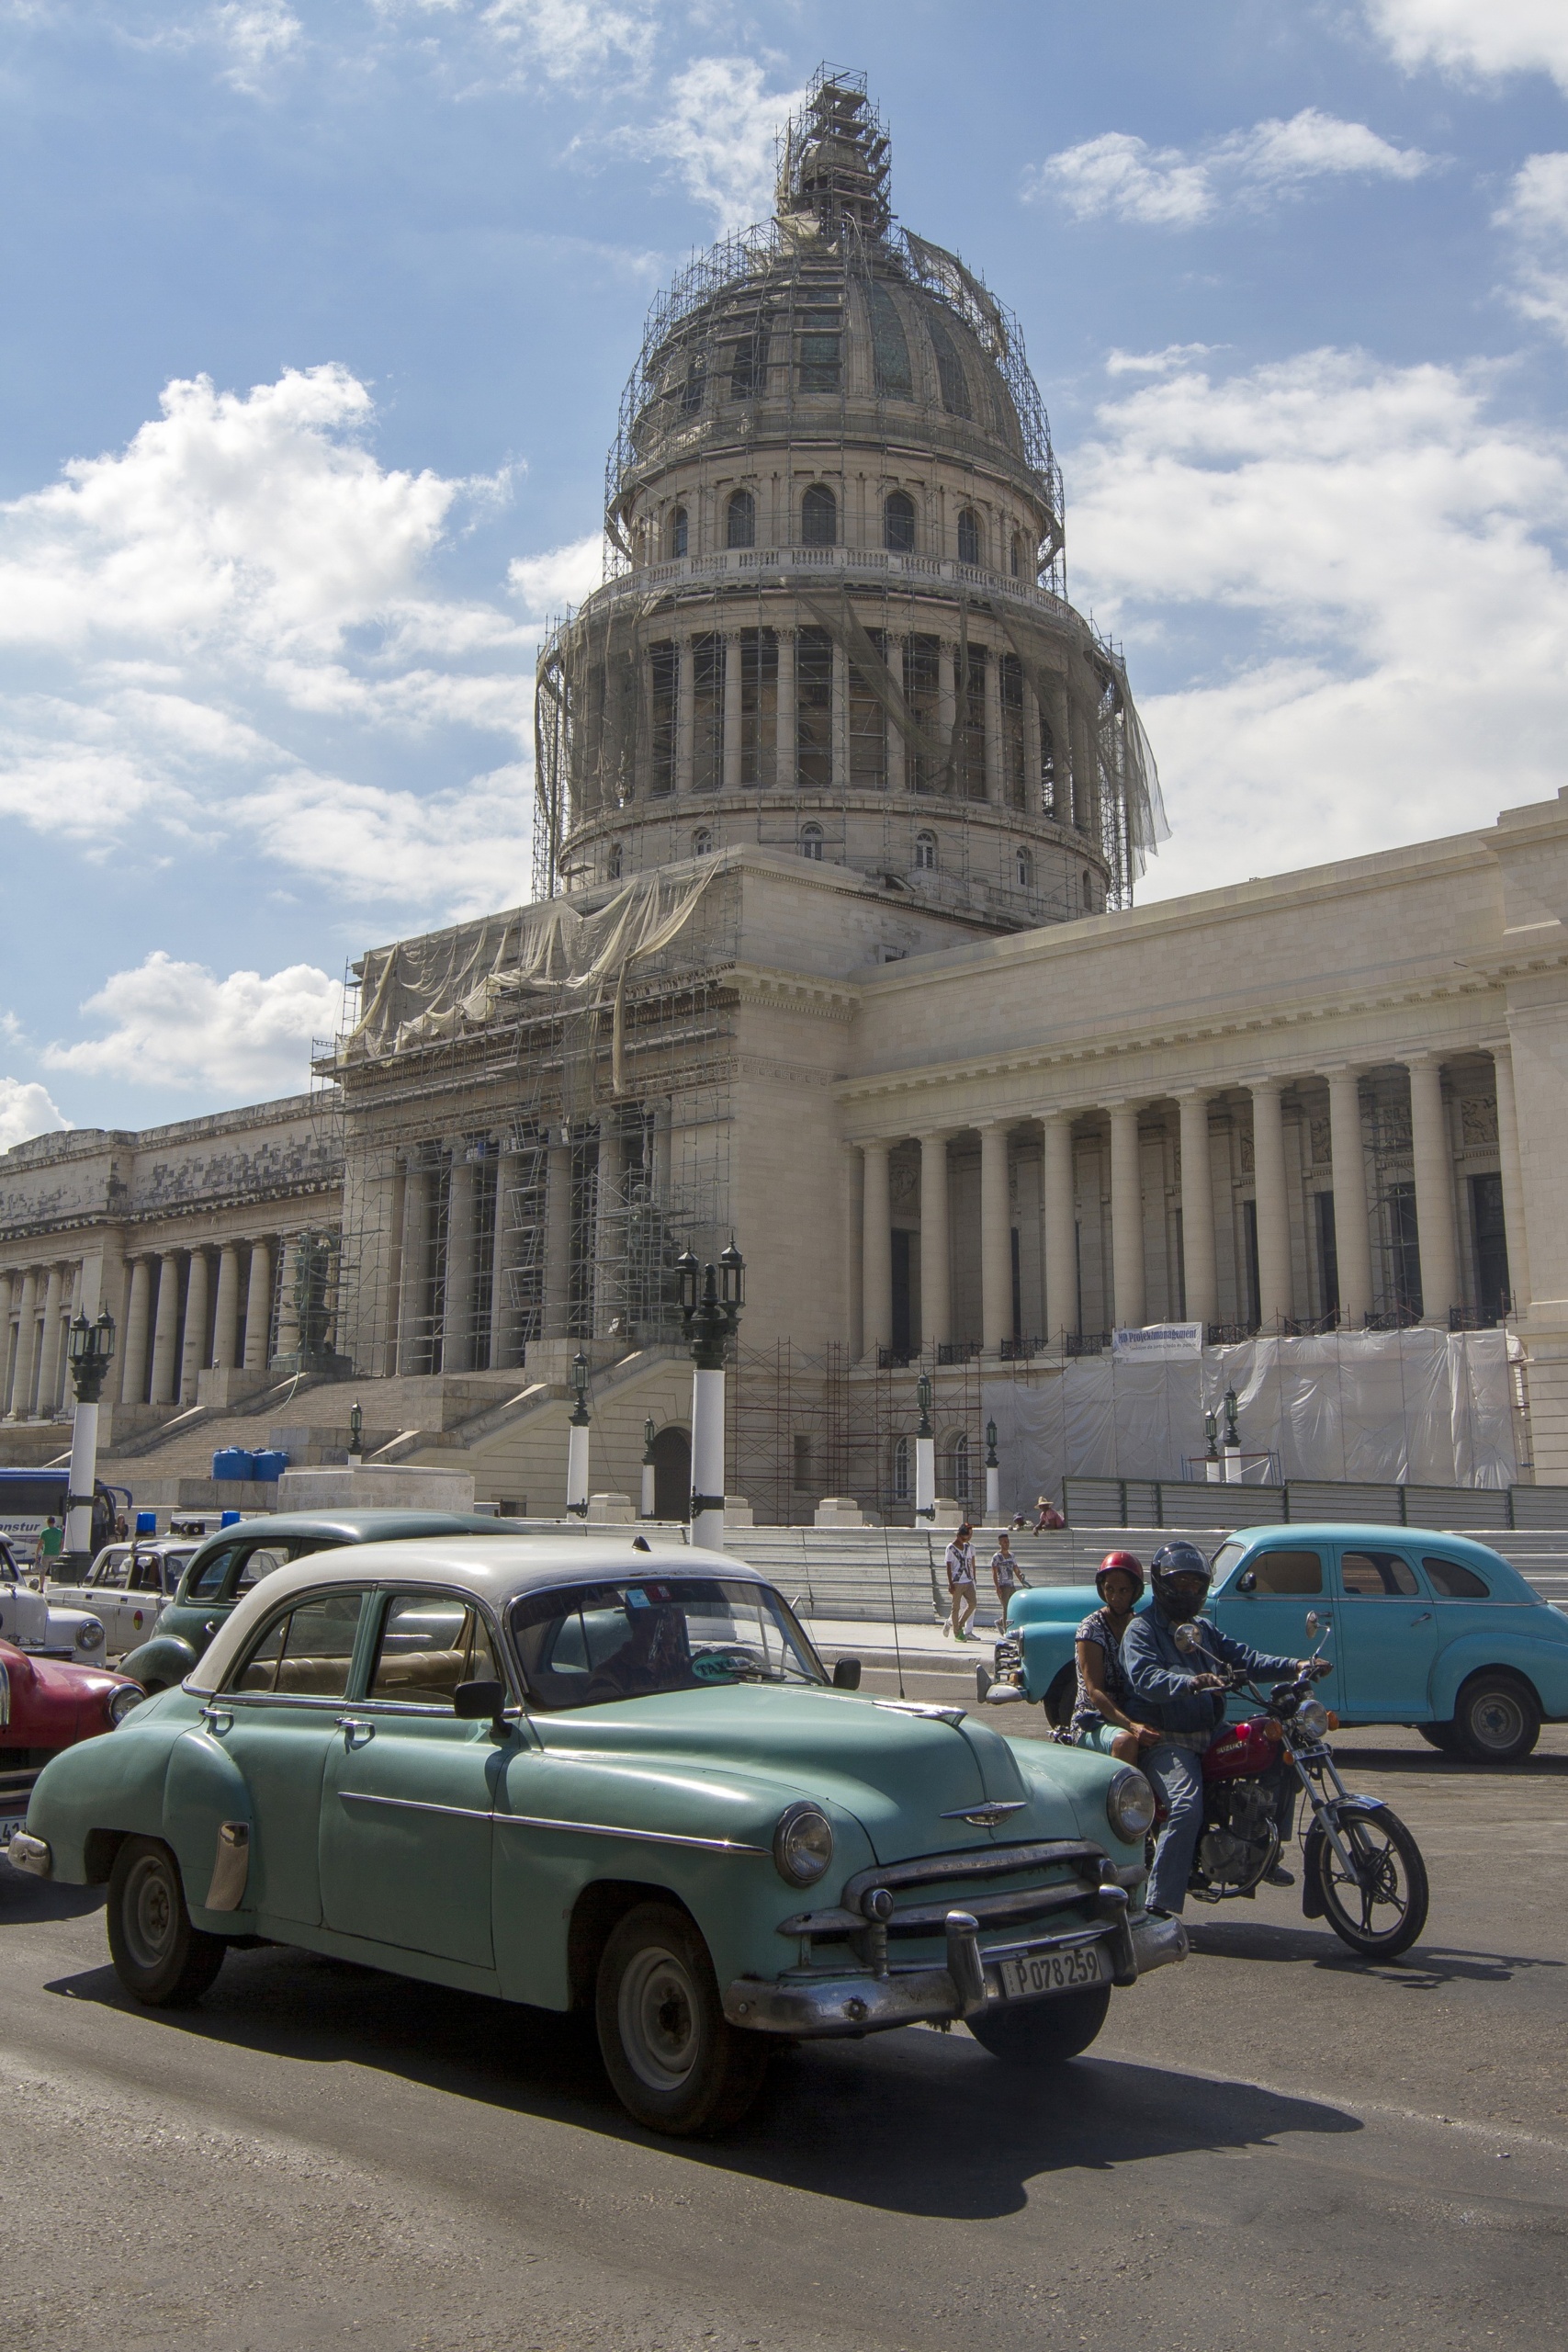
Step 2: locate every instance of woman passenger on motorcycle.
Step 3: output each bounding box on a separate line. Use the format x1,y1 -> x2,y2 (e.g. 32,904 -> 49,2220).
1070,1553 -> 1161,1767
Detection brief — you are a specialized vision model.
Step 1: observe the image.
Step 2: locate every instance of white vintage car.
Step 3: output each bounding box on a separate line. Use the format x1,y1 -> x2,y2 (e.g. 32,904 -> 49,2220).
0,1542 -> 107,1663
48,1541 -> 198,1659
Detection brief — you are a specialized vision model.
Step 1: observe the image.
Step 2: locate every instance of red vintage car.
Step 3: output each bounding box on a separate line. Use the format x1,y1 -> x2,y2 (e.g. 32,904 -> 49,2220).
1,1640 -> 142,1853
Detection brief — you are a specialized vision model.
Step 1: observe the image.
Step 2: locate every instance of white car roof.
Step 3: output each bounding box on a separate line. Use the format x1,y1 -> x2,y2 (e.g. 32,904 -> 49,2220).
187,1535 -> 761,1694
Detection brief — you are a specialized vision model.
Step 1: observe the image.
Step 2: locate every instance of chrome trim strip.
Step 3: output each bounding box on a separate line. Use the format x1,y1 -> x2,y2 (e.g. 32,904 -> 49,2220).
497,1813 -> 768,1857
339,1792 -> 492,1823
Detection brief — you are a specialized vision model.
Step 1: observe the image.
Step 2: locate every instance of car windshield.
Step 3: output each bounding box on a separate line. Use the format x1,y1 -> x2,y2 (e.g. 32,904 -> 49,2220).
510,1577 -> 823,1712
1209,1541 -> 1247,1586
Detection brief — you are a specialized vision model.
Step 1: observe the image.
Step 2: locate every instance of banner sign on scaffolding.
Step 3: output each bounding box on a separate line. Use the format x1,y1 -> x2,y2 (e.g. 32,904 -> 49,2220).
1111,1322 -> 1205,1361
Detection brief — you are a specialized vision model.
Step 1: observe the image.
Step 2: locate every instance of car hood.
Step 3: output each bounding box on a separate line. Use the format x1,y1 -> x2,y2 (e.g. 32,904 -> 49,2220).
527,1681 -> 1100,1863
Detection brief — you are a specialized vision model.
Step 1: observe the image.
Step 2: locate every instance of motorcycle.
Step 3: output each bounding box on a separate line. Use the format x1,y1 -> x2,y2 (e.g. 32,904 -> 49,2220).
1160,1615 -> 1430,1961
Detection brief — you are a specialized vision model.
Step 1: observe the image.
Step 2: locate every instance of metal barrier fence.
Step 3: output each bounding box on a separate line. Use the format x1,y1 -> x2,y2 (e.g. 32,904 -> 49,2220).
1061,1476 -> 1568,1534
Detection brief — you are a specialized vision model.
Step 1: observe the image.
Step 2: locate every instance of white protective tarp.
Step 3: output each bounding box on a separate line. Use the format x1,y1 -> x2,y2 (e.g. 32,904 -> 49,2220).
985,1329 -> 1517,1505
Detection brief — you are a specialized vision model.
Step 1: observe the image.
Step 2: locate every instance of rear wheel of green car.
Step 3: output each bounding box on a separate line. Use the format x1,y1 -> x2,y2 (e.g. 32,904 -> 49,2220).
107,1837 -> 227,2007
966,1983 -> 1111,2065
595,1902 -> 768,2137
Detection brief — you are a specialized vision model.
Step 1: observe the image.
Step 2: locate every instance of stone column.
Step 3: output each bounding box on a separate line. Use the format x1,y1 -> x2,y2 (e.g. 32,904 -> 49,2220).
918,1130 -> 952,1351
179,1250 -> 209,1404
120,1259 -> 152,1402
7,1268 -> 39,1419
593,1125 -> 625,1338
396,1168 -> 432,1371
775,627 -> 795,789
861,1139 -> 893,1360
1406,1055 -> 1460,1325
886,636 -> 908,793
1490,1041 -> 1530,1315
830,639 -> 849,794
243,1239 -> 273,1374
0,1272 -> 14,1416
275,1237 -> 302,1363
1071,696 -> 1097,835
212,1244 -> 241,1370
675,638 -> 695,796
1249,1080 -> 1292,1328
982,644 -> 1002,803
1174,1091 -> 1217,1329
1050,684 -> 1073,826
489,1136 -> 522,1368
1108,1103 -> 1145,1331
979,1121 -> 1012,1353
148,1252 -> 181,1406
544,1136 -> 574,1340
34,1265 -> 64,1418
1040,1111 -> 1078,1346
722,632 -> 743,793
442,1149 -> 479,1373
937,640 -> 957,762
1022,683 -> 1043,815
1324,1068 -> 1373,1327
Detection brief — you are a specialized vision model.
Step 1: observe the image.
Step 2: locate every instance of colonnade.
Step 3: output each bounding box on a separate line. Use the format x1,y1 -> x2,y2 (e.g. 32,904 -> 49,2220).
854,1049 -> 1526,1358
117,1235 -> 284,1406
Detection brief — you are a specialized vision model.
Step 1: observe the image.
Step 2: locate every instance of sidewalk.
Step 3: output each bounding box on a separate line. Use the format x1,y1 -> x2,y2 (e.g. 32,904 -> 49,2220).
800,1611 -> 1006,1667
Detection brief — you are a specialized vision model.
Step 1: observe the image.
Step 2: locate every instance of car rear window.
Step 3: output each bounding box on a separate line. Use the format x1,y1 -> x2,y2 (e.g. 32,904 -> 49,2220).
1422,1555 -> 1491,1600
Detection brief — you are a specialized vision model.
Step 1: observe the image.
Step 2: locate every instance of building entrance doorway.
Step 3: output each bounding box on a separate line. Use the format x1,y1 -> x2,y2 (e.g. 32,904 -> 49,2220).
650,1424 -> 692,1521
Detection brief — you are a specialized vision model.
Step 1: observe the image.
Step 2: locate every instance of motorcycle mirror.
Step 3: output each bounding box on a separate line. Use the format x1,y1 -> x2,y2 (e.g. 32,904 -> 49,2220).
1172,1623 -> 1201,1653
1305,1611 -> 1320,1636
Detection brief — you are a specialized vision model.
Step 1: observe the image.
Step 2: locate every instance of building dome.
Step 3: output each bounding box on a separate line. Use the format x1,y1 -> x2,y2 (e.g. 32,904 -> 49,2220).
536,67 -> 1165,928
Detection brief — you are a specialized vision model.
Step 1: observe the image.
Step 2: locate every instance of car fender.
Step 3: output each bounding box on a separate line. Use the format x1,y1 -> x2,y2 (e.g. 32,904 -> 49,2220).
23,1717 -> 175,1883
118,1632 -> 201,1692
164,1727 -> 255,1930
1017,1619 -> 1079,1706
0,1586 -> 49,1646
1430,1628 -> 1568,1721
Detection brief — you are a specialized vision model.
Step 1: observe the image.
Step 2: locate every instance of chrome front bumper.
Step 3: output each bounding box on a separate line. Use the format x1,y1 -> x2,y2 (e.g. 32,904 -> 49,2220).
723,1906 -> 1187,2039
6,1832 -> 51,1879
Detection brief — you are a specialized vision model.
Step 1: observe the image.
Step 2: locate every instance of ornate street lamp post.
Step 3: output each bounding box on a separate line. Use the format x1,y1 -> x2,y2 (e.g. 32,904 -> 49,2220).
677,1242 -> 744,1551
640,1416 -> 658,1521
348,1401 -> 364,1460
1222,1385 -> 1242,1486
1203,1407 -> 1220,1485
985,1417 -> 1000,1521
565,1350 -> 591,1518
913,1370 -> 935,1524
62,1309 -> 116,1574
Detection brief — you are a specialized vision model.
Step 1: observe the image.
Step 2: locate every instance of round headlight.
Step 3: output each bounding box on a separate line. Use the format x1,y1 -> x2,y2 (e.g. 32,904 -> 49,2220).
76,1620 -> 104,1653
773,1802 -> 834,1888
1106,1767 -> 1156,1844
107,1683 -> 144,1727
1293,1699 -> 1330,1742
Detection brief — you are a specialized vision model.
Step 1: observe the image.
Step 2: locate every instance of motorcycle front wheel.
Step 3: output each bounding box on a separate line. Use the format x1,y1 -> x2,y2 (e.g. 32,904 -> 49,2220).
1313,1804 -> 1428,1961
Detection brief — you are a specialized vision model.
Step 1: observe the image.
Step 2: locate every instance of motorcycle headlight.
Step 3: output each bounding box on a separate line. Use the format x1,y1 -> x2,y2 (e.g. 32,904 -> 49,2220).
1106,1767 -> 1156,1844
76,1621 -> 104,1653
773,1802 -> 834,1888
1293,1700 -> 1330,1743
107,1683 -> 144,1727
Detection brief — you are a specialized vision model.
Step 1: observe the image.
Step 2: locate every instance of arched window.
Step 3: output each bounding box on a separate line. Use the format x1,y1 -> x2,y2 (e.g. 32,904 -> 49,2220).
1010,531 -> 1025,579
914,830 -> 937,872
884,490 -> 916,554
667,505 -> 688,560
1016,846 -> 1033,889
945,1430 -> 971,1501
692,828 -> 713,857
800,822 -> 825,861
957,508 -> 982,566
607,842 -> 623,881
893,1433 -> 910,1502
726,489 -> 755,549
801,482 -> 837,546
1083,868 -> 1095,910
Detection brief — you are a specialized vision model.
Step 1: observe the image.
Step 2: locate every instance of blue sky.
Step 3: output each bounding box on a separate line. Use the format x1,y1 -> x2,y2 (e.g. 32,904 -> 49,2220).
4,0 -> 1568,1141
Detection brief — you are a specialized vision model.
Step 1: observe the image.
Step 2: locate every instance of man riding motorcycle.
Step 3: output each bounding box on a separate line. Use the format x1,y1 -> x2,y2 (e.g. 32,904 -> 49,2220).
1122,1540 -> 1323,1918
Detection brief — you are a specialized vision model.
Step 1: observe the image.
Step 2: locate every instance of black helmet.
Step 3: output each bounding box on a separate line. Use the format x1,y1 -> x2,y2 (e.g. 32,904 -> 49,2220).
1150,1540 -> 1212,1621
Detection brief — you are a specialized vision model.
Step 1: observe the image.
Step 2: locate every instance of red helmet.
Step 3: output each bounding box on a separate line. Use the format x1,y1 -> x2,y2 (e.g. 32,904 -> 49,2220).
1095,1550 -> 1145,1599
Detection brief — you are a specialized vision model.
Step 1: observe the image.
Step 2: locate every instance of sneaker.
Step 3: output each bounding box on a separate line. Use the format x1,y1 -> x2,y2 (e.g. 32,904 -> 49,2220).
1264,1863 -> 1295,1888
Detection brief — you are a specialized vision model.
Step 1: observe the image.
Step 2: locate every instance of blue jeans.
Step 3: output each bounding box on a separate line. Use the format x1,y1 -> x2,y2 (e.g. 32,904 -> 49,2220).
1145,1741 -> 1206,1916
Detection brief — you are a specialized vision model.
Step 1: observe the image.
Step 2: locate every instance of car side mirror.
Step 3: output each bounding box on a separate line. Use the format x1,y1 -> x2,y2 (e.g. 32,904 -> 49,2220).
832,1657 -> 862,1690
1236,1569 -> 1257,1593
454,1678 -> 508,1733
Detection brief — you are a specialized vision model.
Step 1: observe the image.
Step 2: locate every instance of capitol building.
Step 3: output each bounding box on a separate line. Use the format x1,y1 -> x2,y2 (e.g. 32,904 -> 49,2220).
4,69 -> 1565,1517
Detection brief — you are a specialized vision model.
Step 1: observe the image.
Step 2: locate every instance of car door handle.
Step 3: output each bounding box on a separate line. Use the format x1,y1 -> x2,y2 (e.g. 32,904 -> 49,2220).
1411,1611 -> 1432,1624
200,1706 -> 233,1736
337,1717 -> 375,1750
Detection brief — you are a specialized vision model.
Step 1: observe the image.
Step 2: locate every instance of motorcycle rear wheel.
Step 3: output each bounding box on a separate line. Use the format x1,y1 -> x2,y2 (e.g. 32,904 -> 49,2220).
1313,1804 -> 1428,1961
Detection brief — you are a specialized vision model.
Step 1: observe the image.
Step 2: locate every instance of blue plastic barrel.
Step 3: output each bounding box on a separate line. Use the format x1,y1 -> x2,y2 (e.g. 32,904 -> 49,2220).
250,1449 -> 288,1484
220,1510 -> 242,1528
211,1447 -> 256,1482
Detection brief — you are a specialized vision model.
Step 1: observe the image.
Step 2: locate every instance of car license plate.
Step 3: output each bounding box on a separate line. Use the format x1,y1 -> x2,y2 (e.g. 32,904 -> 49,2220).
1,1815 -> 28,1851
997,1942 -> 1110,2001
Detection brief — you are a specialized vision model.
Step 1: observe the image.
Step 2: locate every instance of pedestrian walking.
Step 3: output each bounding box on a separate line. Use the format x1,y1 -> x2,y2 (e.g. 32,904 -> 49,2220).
990,1531 -> 1028,1626
943,1524 -> 977,1640
37,1512 -> 64,1574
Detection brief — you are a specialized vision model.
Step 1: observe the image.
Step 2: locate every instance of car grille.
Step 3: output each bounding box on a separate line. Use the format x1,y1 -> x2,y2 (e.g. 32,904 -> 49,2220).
781,1838 -> 1113,1948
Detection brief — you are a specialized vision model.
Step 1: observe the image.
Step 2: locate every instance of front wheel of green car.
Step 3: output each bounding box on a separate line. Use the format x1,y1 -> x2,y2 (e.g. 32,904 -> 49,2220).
966,1982 -> 1111,2065
107,1837 -> 227,2007
595,1902 -> 768,2137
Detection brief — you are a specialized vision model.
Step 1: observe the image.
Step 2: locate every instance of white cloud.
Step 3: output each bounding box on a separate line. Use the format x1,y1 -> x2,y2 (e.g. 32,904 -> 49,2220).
0,365 -> 541,916
1028,109 -> 1432,228
1106,343 -> 1218,378
211,1 -> 300,91
1362,1 -> 1568,93
615,55 -> 805,232
42,953 -> 347,1096
507,530 -> 605,614
1066,350 -> 1568,899
1495,153 -> 1568,341
0,1079 -> 70,1152
477,0 -> 655,87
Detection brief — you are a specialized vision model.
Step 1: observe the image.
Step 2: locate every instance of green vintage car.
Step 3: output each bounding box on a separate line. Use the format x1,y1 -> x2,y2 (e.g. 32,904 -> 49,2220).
11,1536 -> 1184,2135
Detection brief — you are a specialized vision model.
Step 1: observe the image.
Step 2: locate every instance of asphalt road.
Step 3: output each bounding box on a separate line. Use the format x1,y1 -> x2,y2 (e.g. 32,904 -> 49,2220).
4,1715 -> 1565,2352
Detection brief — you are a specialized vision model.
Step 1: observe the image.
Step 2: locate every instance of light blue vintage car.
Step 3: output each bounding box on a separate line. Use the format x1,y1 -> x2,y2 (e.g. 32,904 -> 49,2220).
10,1536 -> 1183,2135
994,1522 -> 1568,1765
